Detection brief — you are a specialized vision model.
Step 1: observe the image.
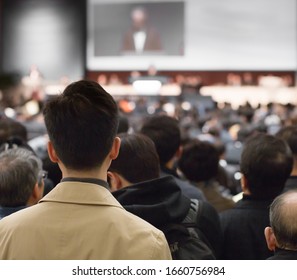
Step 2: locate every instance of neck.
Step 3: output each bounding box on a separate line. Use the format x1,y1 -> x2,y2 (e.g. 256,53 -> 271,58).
61,165 -> 108,181
165,158 -> 175,170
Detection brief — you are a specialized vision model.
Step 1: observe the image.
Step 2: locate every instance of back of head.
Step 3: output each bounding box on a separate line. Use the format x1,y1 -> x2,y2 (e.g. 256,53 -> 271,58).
140,114 -> 181,165
269,190 -> 297,250
43,80 -> 119,170
0,148 -> 42,207
240,133 -> 293,200
109,133 -> 160,183
117,114 -> 130,134
178,139 -> 219,182
276,125 -> 297,156
0,117 -> 28,145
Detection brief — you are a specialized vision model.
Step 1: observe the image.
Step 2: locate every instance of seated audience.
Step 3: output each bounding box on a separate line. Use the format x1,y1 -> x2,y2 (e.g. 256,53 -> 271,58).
265,190 -> 297,260
178,139 -> 235,212
0,80 -> 171,260
140,114 -> 206,201
110,133 -> 223,259
220,133 -> 293,259
0,147 -> 45,219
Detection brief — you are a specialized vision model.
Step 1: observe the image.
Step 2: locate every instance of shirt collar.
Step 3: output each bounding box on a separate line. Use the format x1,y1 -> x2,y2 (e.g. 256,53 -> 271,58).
61,177 -> 109,189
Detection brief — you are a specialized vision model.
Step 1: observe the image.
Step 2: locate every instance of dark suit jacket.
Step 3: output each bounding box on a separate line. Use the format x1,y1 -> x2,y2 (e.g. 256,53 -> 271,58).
283,176 -> 297,193
220,195 -> 274,260
268,248 -> 297,260
122,26 -> 162,52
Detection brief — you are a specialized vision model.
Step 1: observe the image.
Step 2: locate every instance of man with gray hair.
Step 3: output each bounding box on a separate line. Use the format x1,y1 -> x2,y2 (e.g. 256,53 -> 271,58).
265,190 -> 297,260
0,148 -> 45,219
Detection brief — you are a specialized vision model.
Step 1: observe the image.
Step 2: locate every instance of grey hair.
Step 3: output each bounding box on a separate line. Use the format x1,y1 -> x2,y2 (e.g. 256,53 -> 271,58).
0,148 -> 43,207
270,190 -> 297,250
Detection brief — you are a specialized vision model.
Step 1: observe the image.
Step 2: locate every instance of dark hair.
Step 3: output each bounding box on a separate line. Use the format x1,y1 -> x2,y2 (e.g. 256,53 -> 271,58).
178,139 -> 219,182
240,133 -> 293,199
269,190 -> 297,250
0,118 -> 27,145
0,148 -> 42,207
117,114 -> 129,134
109,133 -> 160,183
140,114 -> 181,165
43,80 -> 119,170
276,125 -> 297,155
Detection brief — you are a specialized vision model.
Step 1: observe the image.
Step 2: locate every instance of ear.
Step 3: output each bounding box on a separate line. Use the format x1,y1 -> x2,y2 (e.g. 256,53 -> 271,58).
109,137 -> 121,160
27,182 -> 44,206
108,171 -> 123,192
47,141 -> 59,163
264,227 -> 277,251
175,145 -> 183,159
241,174 -> 251,195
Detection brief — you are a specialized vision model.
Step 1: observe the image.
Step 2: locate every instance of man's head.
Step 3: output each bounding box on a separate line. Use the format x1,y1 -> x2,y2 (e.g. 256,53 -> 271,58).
178,140 -> 219,183
43,80 -> 119,171
0,148 -> 44,207
108,133 -> 160,191
131,6 -> 148,30
140,114 -> 181,166
240,133 -> 293,200
276,125 -> 297,161
265,190 -> 297,252
0,118 -> 27,146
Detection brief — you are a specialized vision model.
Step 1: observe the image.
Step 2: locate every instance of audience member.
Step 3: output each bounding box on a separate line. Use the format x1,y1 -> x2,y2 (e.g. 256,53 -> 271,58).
117,113 -> 130,134
220,133 -> 293,259
0,148 -> 45,219
0,119 -> 55,195
108,133 -> 160,190
0,80 -> 171,260
265,190 -> 297,260
276,125 -> 297,192
140,114 -> 206,201
0,117 -> 28,145
178,139 -> 235,212
110,133 -> 223,259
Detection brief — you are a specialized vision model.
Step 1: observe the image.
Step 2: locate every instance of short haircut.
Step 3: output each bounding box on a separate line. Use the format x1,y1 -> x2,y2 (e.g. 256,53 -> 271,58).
0,118 -> 27,145
140,114 -> 181,165
43,80 -> 119,170
240,133 -> 293,199
0,148 -> 42,207
178,139 -> 219,182
109,133 -> 160,183
276,125 -> 297,156
117,114 -> 129,134
269,190 -> 297,250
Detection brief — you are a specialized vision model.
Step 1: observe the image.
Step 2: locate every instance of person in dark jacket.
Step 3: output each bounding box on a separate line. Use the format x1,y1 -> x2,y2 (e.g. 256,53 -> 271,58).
109,133 -> 223,258
140,114 -> 206,201
276,125 -> 297,193
265,190 -> 297,260
220,133 -> 293,260
178,139 -> 235,213
121,6 -> 162,54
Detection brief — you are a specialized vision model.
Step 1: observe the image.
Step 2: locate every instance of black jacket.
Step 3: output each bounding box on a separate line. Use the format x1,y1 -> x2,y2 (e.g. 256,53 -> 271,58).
113,175 -> 222,258
268,248 -> 297,260
283,176 -> 297,193
220,194 -> 273,260
160,166 -> 206,201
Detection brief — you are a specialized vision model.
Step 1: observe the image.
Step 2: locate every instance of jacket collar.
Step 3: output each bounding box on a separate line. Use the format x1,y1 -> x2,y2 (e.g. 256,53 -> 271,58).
39,181 -> 123,208
236,194 -> 273,209
113,175 -> 190,227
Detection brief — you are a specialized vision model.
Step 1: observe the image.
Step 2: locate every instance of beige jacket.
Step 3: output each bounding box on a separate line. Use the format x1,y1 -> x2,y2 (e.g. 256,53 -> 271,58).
0,181 -> 171,260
